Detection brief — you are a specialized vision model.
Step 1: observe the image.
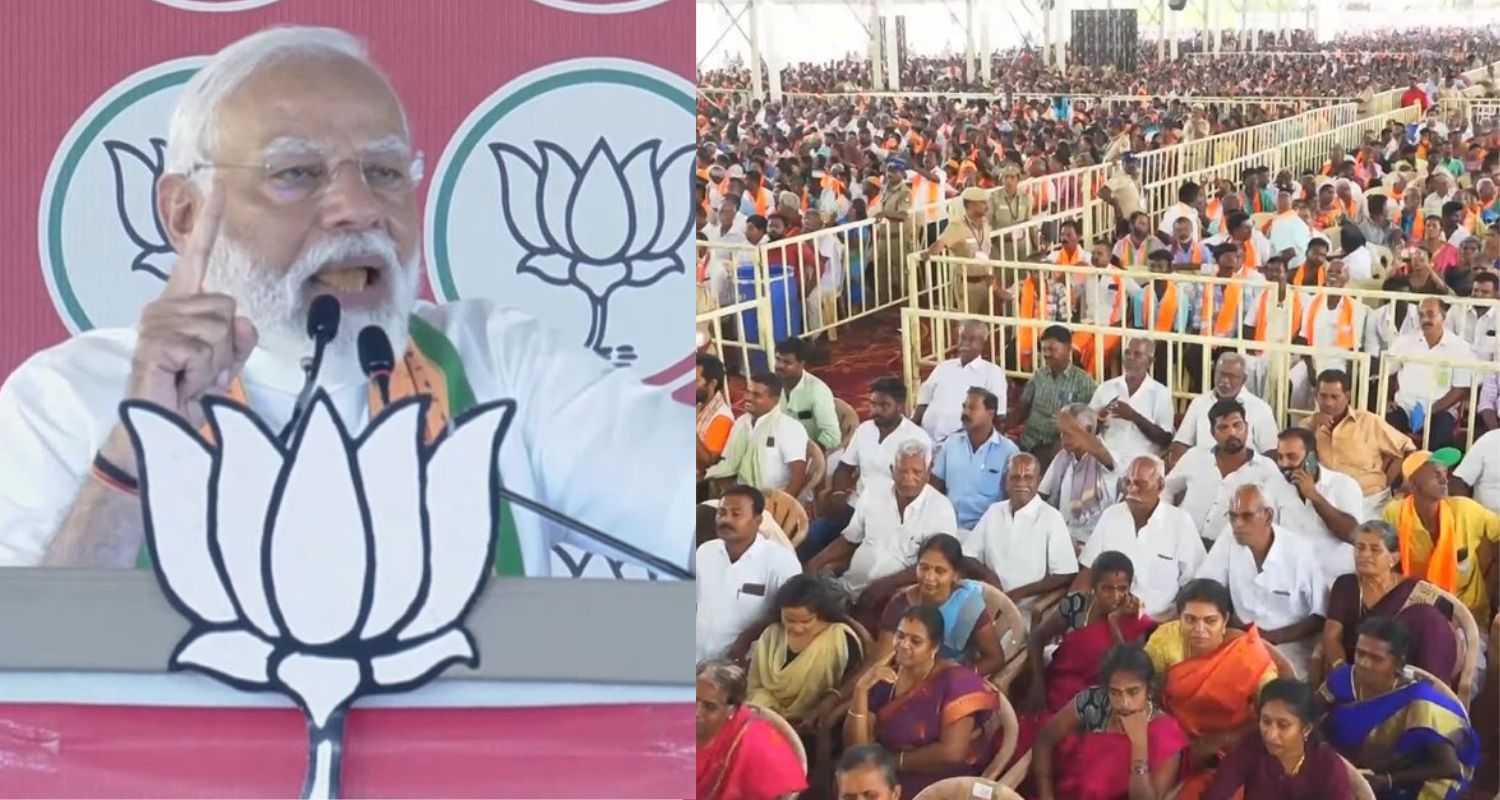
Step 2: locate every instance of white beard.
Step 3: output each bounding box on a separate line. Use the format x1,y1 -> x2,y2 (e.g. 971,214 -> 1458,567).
201,230 -> 420,384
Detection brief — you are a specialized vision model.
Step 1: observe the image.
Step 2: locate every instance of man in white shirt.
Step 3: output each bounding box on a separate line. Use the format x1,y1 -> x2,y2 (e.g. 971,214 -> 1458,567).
964,454 -> 1077,620
1167,398 -> 1284,545
805,376 -> 932,560
1387,297 -> 1475,451
1452,428 -> 1500,510
1158,180 -> 1204,241
1076,455 -> 1207,619
1168,352 -> 1279,468
1451,272 -> 1499,360
706,197 -> 750,305
805,440 -> 958,600
1040,404 -> 1120,547
702,371 -> 810,497
696,486 -> 803,661
1268,429 -> 1363,584
1293,259 -> 1367,407
915,319 -> 1007,445
1089,338 -> 1175,466
0,27 -> 691,575
1194,484 -> 1328,677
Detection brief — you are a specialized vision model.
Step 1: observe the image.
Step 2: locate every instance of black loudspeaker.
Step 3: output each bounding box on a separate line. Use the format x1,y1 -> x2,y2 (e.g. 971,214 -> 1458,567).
1070,9 -> 1138,72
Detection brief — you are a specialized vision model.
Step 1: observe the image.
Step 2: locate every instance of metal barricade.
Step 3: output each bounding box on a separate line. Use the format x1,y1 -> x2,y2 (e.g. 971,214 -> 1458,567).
1376,351 -> 1500,452
695,241 -> 775,376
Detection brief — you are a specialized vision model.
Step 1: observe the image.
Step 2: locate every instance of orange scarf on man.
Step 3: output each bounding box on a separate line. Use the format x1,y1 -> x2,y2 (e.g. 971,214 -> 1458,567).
1396,496 -> 1461,593
1201,267 -> 1254,337
1145,283 -> 1179,331
1252,288 -> 1303,344
1302,295 -> 1357,349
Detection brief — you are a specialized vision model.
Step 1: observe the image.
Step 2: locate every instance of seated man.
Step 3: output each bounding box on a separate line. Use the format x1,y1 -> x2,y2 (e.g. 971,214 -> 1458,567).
1195,485 -> 1329,678
1269,428 -> 1363,583
697,354 -> 734,473
1291,258 -> 1365,408
1008,324 -> 1097,470
1089,337 -> 1176,468
702,371 -> 810,498
775,337 -> 841,452
964,453 -> 1078,620
1451,426 -> 1500,509
804,377 -> 931,560
1320,617 -> 1479,800
1386,297 -> 1474,452
1040,403 -> 1120,548
1165,399 -> 1283,546
1168,352 -> 1279,469
804,440 -> 957,602
1305,368 -> 1415,519
930,387 -> 1017,534
1075,455 -> 1206,619
1384,450 -> 1500,623
1133,249 -> 1198,386
1146,579 -> 1278,798
915,319 -> 1007,446
696,486 -> 804,662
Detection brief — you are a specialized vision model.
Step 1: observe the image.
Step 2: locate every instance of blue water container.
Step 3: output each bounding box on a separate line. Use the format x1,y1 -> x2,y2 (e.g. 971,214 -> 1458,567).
738,264 -> 804,371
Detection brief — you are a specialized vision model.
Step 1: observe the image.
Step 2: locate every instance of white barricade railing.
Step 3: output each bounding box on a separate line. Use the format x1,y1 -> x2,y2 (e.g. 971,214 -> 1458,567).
695,241 -> 776,375
1375,351 -> 1500,452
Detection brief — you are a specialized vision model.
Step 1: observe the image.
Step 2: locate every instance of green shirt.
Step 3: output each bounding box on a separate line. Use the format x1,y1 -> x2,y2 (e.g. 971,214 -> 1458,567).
1020,364 -> 1097,450
781,371 -> 841,450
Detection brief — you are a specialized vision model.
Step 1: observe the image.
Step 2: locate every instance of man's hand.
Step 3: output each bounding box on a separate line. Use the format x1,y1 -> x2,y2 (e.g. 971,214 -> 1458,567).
1106,399 -> 1141,425
100,185 -> 258,476
1290,467 -> 1318,499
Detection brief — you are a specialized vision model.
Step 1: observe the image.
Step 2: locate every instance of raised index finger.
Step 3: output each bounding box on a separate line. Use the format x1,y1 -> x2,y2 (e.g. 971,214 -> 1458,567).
163,180 -> 226,298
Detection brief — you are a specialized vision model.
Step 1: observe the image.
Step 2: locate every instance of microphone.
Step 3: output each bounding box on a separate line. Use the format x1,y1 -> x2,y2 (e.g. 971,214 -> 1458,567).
351,324 -> 692,580
357,326 -> 395,407
281,295 -> 341,442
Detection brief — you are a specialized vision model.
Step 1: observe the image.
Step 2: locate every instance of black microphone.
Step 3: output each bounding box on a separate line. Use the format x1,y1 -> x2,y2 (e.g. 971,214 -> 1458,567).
356,326 -> 395,407
281,295 -> 341,442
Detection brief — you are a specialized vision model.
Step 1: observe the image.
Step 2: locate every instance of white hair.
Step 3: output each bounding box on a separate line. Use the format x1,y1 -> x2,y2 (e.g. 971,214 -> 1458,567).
892,439 -> 932,470
1128,453 -> 1166,481
1059,402 -> 1098,433
165,26 -> 408,179
1215,350 -> 1247,373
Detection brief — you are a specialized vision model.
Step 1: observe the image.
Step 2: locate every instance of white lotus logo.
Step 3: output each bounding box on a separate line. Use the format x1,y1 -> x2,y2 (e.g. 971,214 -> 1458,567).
119,392 -> 513,798
490,137 -> 693,366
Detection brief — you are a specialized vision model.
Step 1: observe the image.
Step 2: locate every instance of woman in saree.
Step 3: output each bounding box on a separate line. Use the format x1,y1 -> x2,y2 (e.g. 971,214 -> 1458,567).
1321,616 -> 1478,800
1203,678 -> 1351,799
1031,644 -> 1189,800
1318,521 -> 1457,685
1144,578 -> 1278,800
843,603 -> 998,797
697,660 -> 809,800
747,574 -> 862,727
1022,550 -> 1156,715
876,535 -> 1006,675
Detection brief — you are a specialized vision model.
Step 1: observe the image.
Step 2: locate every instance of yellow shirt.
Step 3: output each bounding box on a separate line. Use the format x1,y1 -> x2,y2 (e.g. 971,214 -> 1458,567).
1306,409 -> 1416,497
1144,621 -> 1278,690
1382,496 -> 1500,621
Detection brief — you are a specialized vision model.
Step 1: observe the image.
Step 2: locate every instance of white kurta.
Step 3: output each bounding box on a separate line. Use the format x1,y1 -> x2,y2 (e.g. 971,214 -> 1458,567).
0,300 -> 693,576
916,357 -> 1008,445
1079,501 -> 1207,618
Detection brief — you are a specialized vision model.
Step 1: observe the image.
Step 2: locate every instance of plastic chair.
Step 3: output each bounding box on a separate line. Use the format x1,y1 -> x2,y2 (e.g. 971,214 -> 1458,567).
803,442 -> 827,507
1342,755 -> 1377,800
834,398 -> 861,450
763,489 -> 809,550
911,777 -> 1023,800
749,704 -> 809,797
978,583 -> 1030,692
1403,581 -> 1480,707
978,689 -> 1021,782
1264,638 -> 1299,680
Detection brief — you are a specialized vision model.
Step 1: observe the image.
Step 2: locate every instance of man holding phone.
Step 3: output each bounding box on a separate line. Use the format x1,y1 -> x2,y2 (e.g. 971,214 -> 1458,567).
1270,429 -> 1364,584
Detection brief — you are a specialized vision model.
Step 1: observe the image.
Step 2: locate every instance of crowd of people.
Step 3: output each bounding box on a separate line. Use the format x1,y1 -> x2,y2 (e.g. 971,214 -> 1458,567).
695,26 -> 1500,800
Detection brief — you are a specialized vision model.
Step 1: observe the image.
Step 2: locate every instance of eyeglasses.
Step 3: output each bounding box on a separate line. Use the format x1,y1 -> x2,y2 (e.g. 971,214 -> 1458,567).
189,151 -> 425,205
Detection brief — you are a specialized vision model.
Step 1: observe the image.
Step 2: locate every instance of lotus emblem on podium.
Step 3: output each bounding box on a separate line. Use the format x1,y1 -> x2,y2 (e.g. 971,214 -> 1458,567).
120,392 -> 513,798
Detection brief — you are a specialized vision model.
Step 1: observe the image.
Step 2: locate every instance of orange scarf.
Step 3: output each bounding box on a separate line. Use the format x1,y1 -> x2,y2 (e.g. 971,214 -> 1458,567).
1290,262 -> 1325,287
1202,268 -> 1253,337
1053,246 -> 1084,266
1302,295 -> 1357,349
1163,626 -> 1273,739
1253,288 -> 1302,343
1396,497 -> 1460,593
1145,283 -> 1179,331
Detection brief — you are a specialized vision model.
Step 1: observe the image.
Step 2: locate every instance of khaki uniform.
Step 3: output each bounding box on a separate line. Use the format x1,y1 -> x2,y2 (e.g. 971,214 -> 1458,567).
988,188 -> 1032,259
875,182 -> 913,300
935,214 -> 994,313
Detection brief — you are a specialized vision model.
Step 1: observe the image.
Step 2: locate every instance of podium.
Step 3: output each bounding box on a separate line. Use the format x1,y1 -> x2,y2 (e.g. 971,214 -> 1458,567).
0,569 -> 694,797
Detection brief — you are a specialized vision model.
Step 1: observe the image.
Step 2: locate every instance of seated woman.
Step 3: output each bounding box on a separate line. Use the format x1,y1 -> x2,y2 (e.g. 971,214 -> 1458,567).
1023,550 -> 1156,714
697,660 -> 809,800
747,574 -> 862,727
1031,644 -> 1188,800
1145,579 -> 1278,800
877,535 -> 1006,675
834,744 -> 901,800
1321,616 -> 1479,800
1318,520 -> 1458,685
1203,678 -> 1351,799
843,603 -> 998,797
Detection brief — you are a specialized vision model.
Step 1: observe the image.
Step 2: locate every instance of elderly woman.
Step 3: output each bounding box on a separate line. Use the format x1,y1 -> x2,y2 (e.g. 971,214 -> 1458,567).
1039,403 -> 1119,547
1320,616 -> 1479,799
844,604 -> 998,797
697,660 -> 809,800
875,534 -> 1006,676
1318,521 -> 1458,685
1023,550 -> 1155,714
834,745 -> 902,800
1032,645 -> 1188,800
1144,579 -> 1278,800
747,575 -> 861,727
1203,678 -> 1350,799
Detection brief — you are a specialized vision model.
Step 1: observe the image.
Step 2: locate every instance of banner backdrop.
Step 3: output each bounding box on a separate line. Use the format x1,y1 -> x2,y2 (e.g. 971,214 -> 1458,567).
0,0 -> 693,580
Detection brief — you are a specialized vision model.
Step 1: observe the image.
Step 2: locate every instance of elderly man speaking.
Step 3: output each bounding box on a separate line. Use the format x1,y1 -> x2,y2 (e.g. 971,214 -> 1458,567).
0,27 -> 691,574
